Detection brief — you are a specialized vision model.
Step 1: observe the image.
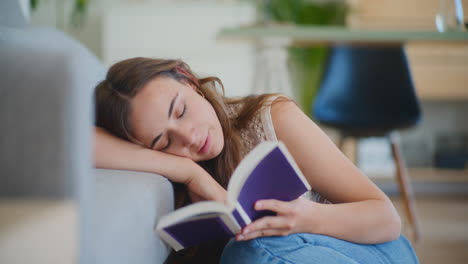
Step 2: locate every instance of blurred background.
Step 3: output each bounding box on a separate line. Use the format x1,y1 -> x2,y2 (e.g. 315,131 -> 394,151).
28,0 -> 468,175
1,0 -> 468,263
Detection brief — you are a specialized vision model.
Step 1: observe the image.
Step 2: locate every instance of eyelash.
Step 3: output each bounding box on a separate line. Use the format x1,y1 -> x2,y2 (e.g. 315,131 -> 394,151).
161,104 -> 187,151
179,104 -> 187,118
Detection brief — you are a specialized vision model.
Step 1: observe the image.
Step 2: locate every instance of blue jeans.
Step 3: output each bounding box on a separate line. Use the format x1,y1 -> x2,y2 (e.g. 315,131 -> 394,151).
220,233 -> 419,264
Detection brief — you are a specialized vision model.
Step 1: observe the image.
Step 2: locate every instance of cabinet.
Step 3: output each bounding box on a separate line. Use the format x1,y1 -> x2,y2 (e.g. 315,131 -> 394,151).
348,0 -> 468,100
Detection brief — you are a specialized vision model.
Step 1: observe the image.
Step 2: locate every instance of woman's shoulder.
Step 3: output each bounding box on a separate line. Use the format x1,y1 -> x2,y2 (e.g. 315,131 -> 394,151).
268,95 -> 307,133
256,93 -> 295,141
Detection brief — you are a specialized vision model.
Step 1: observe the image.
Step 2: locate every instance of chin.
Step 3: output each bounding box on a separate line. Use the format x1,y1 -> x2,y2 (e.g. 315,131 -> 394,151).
203,138 -> 224,161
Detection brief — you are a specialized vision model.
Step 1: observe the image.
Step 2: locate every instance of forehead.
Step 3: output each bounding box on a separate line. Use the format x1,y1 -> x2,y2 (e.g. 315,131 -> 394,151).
133,77 -> 181,114
130,77 -> 185,141
138,77 -> 183,98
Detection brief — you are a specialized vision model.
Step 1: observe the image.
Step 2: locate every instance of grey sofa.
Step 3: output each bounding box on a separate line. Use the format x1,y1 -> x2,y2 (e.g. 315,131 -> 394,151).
0,1 -> 174,263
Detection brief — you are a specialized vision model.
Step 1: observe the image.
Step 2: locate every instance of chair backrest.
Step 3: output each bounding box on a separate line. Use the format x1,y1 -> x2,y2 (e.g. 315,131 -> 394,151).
313,44 -> 421,130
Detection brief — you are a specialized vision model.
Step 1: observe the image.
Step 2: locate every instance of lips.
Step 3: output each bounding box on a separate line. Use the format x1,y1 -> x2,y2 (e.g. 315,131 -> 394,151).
198,132 -> 210,154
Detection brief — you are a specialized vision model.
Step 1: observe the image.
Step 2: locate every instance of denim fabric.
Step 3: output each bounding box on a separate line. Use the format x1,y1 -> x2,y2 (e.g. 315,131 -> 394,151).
220,233 -> 419,264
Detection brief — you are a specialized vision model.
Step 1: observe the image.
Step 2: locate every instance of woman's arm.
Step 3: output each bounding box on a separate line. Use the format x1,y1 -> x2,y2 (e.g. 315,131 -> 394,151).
94,126 -> 226,202
237,100 -> 401,244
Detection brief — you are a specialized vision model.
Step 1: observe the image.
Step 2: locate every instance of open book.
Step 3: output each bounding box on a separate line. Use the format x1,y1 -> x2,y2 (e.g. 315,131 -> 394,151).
156,141 -> 311,251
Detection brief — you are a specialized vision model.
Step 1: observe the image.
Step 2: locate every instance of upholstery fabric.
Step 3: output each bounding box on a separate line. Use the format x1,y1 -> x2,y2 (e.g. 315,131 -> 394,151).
94,169 -> 173,264
0,17 -> 174,263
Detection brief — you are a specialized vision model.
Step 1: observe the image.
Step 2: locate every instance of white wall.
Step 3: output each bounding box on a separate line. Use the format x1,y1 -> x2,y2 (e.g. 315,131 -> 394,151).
30,0 -> 104,56
30,0 -> 257,97
102,2 -> 256,96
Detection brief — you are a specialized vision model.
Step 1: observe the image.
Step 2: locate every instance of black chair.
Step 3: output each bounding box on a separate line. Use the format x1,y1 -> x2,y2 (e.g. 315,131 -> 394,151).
313,44 -> 422,241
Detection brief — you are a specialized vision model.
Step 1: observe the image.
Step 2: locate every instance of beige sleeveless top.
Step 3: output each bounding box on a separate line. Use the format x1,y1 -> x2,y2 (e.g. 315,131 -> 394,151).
227,96 -> 331,204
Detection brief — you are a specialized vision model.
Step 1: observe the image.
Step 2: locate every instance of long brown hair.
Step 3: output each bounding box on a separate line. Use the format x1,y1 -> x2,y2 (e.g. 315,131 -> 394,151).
94,57 -> 284,263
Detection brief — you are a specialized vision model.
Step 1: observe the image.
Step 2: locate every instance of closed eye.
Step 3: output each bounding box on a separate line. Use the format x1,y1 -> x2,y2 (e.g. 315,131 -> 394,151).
179,104 -> 186,118
161,138 -> 171,151
161,105 -> 186,150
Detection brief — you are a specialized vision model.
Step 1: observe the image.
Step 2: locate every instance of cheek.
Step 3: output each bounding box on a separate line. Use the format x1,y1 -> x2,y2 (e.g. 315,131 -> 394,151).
196,101 -> 222,143
197,100 -> 217,124
205,105 -> 221,131
209,108 -> 224,151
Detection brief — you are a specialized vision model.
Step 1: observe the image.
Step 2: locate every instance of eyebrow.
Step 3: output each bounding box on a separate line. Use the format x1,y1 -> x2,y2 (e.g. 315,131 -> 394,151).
150,93 -> 179,149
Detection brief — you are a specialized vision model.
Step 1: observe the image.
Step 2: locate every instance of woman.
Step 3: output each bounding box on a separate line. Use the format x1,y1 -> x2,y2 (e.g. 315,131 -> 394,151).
94,57 -> 419,263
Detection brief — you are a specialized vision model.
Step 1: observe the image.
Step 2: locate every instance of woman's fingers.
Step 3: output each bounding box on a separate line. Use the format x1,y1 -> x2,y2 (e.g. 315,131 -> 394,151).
255,199 -> 297,216
235,198 -> 316,241
236,216 -> 295,241
236,228 -> 291,241
245,216 -> 294,234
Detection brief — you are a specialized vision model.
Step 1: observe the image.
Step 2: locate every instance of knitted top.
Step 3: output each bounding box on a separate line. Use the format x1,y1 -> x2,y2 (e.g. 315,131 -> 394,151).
226,96 -> 331,204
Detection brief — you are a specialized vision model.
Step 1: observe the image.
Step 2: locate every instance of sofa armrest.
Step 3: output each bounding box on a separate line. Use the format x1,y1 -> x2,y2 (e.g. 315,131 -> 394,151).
93,169 -> 174,264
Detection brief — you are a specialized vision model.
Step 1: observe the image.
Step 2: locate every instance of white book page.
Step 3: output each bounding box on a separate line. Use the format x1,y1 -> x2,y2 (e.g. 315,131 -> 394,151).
157,229 -> 184,251
156,201 -> 233,230
235,201 -> 252,225
156,201 -> 240,251
220,213 -> 242,234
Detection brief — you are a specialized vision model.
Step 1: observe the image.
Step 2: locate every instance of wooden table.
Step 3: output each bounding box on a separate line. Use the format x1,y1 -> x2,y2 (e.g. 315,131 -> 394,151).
219,25 -> 468,44
218,25 -> 468,99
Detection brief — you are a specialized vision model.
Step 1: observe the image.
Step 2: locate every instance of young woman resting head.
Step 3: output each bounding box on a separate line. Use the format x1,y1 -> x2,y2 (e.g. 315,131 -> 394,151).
93,57 -> 419,264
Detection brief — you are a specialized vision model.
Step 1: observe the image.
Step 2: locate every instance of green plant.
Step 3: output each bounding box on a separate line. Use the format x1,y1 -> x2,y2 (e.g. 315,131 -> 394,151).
30,0 -> 89,27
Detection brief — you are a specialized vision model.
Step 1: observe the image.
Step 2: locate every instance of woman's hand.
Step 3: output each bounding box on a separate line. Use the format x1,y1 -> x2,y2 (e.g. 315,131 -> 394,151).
236,197 -> 319,241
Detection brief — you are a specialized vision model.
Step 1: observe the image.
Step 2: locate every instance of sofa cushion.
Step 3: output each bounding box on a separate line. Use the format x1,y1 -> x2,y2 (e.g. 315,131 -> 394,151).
0,0 -> 28,27
93,169 -> 174,264
0,26 -> 104,198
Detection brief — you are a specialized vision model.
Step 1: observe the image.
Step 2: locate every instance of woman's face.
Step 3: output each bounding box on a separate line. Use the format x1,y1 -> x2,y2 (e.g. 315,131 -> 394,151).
130,77 -> 224,161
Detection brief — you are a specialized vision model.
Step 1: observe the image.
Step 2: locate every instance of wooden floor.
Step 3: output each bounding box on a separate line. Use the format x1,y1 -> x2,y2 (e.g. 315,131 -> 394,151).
392,196 -> 468,264
325,130 -> 468,263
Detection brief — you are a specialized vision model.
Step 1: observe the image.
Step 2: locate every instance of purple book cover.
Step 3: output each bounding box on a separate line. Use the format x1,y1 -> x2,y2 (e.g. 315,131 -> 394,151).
157,142 -> 309,250
237,146 -> 309,222
163,216 -> 234,249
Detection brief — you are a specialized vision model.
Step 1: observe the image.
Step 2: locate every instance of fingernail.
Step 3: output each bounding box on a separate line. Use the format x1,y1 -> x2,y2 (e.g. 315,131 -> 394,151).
255,202 -> 262,209
243,228 -> 250,234
237,235 -> 244,240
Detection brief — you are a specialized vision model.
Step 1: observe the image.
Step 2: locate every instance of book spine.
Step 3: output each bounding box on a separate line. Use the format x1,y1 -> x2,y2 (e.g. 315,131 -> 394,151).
158,229 -> 184,251
235,201 -> 251,227
220,214 -> 242,234
232,208 -> 247,228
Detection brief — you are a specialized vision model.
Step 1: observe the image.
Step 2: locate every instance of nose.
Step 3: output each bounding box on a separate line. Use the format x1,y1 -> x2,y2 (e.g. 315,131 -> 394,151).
171,124 -> 200,150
